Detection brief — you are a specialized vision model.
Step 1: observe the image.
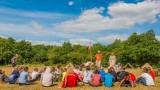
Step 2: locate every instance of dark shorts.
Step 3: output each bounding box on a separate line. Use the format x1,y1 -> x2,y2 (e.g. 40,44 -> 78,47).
12,63 -> 16,67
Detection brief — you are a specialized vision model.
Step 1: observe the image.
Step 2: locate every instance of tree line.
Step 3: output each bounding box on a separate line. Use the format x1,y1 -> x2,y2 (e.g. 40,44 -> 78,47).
0,30 -> 160,67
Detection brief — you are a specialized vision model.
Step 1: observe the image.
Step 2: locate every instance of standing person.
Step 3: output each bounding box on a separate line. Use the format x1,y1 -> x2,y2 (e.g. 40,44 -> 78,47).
108,53 -> 116,68
95,50 -> 103,68
11,54 -> 19,68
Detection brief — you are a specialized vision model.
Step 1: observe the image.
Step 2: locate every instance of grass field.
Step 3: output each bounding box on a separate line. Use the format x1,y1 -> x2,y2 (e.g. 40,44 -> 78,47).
0,65 -> 160,90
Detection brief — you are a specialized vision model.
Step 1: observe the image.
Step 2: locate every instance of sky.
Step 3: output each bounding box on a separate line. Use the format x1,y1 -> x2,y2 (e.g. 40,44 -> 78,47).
0,0 -> 160,46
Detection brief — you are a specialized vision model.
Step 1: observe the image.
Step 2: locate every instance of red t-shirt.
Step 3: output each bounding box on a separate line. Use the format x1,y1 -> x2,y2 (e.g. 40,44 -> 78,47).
150,70 -> 156,80
129,73 -> 136,82
66,73 -> 78,87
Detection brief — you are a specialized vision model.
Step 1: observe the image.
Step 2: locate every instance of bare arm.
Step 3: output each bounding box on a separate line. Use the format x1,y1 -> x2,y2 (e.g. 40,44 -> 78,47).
119,79 -> 125,87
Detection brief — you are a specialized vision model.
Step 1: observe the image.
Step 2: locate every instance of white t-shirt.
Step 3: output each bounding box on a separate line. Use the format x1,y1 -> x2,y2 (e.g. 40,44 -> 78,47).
109,55 -> 116,66
83,71 -> 92,83
31,71 -> 39,80
141,73 -> 155,86
41,72 -> 53,86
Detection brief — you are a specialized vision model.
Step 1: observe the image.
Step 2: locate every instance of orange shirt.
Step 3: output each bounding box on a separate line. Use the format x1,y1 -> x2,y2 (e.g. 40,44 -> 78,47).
95,53 -> 103,61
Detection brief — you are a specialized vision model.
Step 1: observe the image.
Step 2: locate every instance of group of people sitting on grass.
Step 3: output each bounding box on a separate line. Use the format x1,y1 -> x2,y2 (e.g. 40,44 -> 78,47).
0,63 -> 157,88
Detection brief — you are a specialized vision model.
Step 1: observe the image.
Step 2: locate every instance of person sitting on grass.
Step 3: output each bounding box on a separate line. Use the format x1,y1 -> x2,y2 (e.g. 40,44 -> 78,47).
51,67 -> 58,82
54,65 -> 63,82
99,67 -> 106,82
0,69 -> 8,83
74,65 -> 83,81
18,66 -> 30,85
39,67 -> 46,79
30,68 -> 40,82
83,67 -> 92,84
61,67 -> 82,88
117,68 -> 127,81
8,67 -> 20,84
148,67 -> 156,80
89,69 -> 101,87
119,72 -> 136,88
103,69 -> 114,88
108,67 -> 117,82
137,68 -> 155,86
41,67 -> 54,87
58,67 -> 69,88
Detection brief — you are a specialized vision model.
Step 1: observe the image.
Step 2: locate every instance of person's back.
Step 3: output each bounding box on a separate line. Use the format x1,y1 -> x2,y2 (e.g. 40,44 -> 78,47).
104,73 -> 114,87
141,73 -> 154,86
91,74 -> 101,86
90,70 -> 101,87
99,69 -> 106,82
117,71 -> 126,81
31,68 -> 39,81
8,69 -> 20,84
108,68 -> 117,82
18,67 -> 29,85
66,72 -> 78,87
83,69 -> 92,83
74,67 -> 83,80
41,67 -> 53,87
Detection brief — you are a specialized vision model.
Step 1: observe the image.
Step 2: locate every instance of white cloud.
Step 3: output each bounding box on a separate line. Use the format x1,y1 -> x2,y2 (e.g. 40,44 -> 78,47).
29,40 -> 63,46
0,7 -> 74,19
97,35 -> 128,42
55,0 -> 160,33
30,21 -> 46,33
68,1 -> 74,6
0,35 -> 8,39
0,21 -> 77,38
156,36 -> 160,41
0,22 -> 36,34
69,38 -> 95,46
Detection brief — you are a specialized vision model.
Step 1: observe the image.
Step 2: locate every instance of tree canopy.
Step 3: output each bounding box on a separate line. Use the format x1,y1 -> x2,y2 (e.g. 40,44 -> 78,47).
0,30 -> 160,67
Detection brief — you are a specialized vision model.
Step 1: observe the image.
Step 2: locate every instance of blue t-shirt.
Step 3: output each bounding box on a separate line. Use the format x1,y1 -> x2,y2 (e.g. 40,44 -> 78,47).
99,69 -> 106,82
104,73 -> 114,87
18,71 -> 29,84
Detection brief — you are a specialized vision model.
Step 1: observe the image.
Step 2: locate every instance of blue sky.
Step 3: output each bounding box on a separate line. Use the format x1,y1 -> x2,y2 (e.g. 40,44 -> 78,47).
0,0 -> 160,46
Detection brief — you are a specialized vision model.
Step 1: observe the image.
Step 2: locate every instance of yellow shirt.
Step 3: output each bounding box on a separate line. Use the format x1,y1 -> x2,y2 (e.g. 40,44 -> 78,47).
62,72 -> 67,81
